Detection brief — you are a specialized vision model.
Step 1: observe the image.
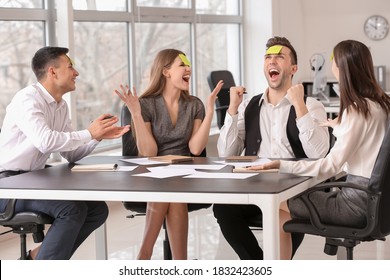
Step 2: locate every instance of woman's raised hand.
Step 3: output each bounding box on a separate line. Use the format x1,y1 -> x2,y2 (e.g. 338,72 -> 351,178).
206,80 -> 224,113
114,84 -> 142,117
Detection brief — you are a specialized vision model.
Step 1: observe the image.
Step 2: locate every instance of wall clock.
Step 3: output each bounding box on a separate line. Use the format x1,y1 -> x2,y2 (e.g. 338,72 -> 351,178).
364,15 -> 389,41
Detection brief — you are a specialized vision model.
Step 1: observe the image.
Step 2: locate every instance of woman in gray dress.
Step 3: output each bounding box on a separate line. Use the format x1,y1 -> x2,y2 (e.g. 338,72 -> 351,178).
115,49 -> 223,259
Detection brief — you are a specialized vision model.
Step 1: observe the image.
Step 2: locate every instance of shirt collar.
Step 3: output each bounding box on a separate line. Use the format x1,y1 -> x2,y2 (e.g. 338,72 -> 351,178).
259,88 -> 291,106
36,82 -> 66,108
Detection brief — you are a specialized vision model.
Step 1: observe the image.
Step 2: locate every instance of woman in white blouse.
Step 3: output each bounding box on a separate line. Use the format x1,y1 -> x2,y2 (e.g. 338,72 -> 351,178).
249,40 -> 390,259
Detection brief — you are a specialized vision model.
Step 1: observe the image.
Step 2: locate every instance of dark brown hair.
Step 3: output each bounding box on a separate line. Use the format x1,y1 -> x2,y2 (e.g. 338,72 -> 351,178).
266,36 -> 298,65
333,40 -> 390,122
31,46 -> 69,81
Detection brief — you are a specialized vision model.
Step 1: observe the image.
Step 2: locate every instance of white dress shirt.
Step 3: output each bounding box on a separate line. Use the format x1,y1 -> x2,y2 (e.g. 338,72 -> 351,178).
280,100 -> 389,180
0,83 -> 99,172
217,92 -> 329,158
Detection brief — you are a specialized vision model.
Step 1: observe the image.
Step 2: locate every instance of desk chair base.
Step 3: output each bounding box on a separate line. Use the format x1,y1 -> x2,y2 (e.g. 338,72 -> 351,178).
1,212 -> 53,260
324,238 -> 359,260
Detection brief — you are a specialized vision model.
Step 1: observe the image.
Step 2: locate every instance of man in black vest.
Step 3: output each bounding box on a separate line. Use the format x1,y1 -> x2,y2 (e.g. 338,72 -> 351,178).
213,36 -> 330,259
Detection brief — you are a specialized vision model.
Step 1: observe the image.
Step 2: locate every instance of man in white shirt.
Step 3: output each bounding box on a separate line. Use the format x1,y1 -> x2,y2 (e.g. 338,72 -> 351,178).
213,36 -> 330,259
0,46 -> 130,259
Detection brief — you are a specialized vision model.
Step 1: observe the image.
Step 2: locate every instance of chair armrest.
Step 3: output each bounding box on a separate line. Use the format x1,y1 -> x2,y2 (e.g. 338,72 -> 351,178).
0,199 -> 17,222
303,181 -> 371,194
296,181 -> 376,231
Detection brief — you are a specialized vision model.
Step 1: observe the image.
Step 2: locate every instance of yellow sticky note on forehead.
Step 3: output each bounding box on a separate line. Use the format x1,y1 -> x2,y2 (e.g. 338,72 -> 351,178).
266,45 -> 283,55
66,55 -> 75,66
179,54 -> 191,67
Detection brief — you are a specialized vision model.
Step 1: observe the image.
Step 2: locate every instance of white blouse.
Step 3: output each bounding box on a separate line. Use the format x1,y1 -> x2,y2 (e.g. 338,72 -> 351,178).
279,99 -> 389,180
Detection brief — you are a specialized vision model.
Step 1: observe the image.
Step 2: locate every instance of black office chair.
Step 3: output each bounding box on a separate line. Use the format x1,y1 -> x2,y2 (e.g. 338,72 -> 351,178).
0,199 -> 53,260
207,70 -> 236,129
0,128 -> 53,260
283,123 -> 390,260
120,104 -> 211,259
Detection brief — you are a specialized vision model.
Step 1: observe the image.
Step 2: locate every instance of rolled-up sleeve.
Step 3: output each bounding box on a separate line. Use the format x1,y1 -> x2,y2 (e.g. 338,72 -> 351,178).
296,97 -> 330,158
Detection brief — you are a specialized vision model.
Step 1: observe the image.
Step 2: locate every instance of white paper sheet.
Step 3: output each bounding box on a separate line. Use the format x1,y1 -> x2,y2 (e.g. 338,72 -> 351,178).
116,166 -> 138,172
120,158 -> 167,166
214,158 -> 272,168
132,166 -> 196,179
161,164 -> 226,170
184,171 -> 257,179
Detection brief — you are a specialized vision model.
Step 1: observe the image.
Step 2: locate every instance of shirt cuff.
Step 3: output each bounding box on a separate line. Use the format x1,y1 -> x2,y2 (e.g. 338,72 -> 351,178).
79,129 -> 93,143
279,160 -> 294,174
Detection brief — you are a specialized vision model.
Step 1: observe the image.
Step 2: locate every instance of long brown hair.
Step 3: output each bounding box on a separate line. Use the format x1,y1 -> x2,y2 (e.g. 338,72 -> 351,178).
141,49 -> 191,100
334,40 -> 390,122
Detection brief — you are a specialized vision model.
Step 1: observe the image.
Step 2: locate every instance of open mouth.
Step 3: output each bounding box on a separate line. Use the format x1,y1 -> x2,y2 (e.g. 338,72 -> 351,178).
183,75 -> 190,83
269,69 -> 280,79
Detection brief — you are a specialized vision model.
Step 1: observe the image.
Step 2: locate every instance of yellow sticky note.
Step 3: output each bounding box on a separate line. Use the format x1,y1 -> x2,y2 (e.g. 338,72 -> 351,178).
66,55 -> 75,66
330,52 -> 334,61
266,45 -> 283,55
179,54 -> 191,67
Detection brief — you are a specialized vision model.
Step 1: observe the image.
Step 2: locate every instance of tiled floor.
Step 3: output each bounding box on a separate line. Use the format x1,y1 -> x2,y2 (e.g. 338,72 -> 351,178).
1,200 -> 389,260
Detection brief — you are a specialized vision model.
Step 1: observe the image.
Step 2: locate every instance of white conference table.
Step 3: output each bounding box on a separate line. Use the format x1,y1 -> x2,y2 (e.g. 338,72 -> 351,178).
0,156 -> 324,260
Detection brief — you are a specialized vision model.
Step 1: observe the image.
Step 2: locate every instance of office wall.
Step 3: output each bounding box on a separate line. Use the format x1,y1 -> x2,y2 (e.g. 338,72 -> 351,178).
243,0 -> 390,95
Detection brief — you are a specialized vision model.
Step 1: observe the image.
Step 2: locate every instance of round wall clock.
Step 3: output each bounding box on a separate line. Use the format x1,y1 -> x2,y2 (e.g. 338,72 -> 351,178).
364,15 -> 389,41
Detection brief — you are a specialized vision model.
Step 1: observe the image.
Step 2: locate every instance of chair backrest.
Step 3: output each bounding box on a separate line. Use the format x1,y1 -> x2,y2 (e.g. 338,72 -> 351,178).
207,70 -> 236,129
367,122 -> 390,238
121,104 -> 138,156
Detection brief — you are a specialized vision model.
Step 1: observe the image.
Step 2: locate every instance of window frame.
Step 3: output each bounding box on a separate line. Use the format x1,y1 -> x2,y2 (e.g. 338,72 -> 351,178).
0,0 -> 244,152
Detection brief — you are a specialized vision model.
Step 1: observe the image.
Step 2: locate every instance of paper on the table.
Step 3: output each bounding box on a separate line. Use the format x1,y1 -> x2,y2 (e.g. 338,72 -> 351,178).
116,166 -> 138,172
132,166 -> 196,179
162,164 -> 226,170
214,158 -> 271,168
183,171 -> 257,179
120,158 -> 166,165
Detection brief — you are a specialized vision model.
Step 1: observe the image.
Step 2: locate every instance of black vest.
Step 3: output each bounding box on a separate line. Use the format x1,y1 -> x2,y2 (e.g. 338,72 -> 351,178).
244,94 -> 307,158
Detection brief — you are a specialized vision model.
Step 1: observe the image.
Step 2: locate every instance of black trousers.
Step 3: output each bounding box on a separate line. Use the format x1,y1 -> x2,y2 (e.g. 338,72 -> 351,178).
213,204 -> 304,259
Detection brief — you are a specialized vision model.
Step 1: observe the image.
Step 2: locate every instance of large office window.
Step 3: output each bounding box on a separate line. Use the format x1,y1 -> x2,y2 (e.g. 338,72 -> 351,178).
0,0 -> 242,151
73,22 -> 128,132
0,4 -> 45,121
137,0 -> 190,9
196,23 -> 240,102
0,0 -> 43,8
72,0 -> 127,11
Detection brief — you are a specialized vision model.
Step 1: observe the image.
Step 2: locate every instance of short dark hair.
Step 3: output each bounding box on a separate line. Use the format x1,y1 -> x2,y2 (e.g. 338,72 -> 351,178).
266,36 -> 297,65
31,46 -> 69,80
